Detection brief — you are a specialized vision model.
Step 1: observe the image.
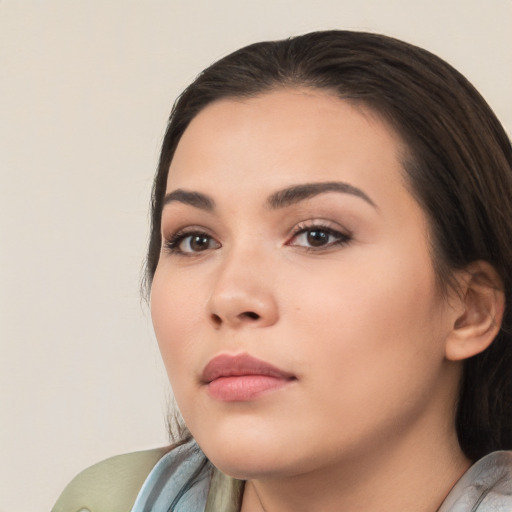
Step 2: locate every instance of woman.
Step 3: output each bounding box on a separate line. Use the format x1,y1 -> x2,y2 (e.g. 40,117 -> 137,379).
53,30 -> 512,511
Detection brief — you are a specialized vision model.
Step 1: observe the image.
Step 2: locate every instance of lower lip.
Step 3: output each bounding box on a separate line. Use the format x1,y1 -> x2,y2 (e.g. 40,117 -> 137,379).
206,375 -> 291,402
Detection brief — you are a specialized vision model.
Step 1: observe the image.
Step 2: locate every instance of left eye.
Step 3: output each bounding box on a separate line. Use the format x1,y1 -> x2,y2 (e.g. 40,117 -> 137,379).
288,227 -> 350,248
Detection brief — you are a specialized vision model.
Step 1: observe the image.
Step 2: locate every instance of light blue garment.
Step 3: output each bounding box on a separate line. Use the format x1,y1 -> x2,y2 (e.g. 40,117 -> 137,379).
131,440 -> 512,512
130,439 -> 211,512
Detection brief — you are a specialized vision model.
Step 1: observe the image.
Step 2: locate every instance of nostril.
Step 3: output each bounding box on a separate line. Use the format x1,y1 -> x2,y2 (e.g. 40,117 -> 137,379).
211,313 -> 222,326
240,311 -> 260,320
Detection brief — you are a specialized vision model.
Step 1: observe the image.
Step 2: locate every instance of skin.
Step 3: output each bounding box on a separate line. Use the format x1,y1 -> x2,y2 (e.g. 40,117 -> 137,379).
151,89 -> 472,511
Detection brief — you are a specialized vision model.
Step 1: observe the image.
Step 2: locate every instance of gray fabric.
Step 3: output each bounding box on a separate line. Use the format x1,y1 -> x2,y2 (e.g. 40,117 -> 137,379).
439,451 -> 512,511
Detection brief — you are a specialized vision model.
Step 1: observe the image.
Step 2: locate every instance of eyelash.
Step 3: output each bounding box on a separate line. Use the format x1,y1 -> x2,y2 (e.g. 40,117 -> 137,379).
162,222 -> 352,256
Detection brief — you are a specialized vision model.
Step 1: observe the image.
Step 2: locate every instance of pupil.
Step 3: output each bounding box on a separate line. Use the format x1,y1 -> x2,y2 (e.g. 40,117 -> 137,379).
190,235 -> 209,251
307,230 -> 328,247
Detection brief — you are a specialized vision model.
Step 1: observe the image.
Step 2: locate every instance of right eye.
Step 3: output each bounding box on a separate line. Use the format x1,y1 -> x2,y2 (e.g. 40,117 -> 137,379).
164,230 -> 221,255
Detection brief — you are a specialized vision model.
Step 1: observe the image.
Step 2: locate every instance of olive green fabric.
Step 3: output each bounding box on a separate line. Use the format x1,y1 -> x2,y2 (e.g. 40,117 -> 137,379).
52,447 -> 169,512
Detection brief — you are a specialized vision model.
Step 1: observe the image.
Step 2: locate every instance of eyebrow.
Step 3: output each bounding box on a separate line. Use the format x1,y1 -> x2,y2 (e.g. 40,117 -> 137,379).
162,181 -> 376,213
267,181 -> 377,209
163,189 -> 215,211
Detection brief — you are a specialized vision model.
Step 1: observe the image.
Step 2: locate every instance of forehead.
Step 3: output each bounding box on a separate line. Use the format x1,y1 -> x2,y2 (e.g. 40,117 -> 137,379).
167,89 -> 409,207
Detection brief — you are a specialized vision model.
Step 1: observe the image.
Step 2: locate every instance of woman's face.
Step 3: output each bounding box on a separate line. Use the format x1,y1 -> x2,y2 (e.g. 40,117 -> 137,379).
151,89 -> 461,479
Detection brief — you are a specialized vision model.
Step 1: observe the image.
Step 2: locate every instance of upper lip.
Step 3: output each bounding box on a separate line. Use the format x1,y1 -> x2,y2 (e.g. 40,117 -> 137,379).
201,353 -> 295,383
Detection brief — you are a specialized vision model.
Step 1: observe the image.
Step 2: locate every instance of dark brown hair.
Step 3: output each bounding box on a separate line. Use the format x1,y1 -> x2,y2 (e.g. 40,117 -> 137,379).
146,30 -> 512,461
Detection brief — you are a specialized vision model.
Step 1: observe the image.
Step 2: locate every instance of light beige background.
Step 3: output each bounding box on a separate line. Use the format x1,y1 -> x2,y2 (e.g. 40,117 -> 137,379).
1,1 -> 511,511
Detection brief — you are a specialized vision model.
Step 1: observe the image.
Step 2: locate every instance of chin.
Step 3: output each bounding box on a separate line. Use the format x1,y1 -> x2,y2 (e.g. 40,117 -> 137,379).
209,450 -> 295,481
193,425 -> 303,480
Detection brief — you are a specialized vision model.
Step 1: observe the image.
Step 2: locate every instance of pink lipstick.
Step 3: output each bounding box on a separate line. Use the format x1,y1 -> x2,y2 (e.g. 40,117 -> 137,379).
201,354 -> 295,402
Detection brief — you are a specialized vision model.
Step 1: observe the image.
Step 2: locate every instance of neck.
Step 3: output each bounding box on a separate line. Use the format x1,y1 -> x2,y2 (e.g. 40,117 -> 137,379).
241,424 -> 470,512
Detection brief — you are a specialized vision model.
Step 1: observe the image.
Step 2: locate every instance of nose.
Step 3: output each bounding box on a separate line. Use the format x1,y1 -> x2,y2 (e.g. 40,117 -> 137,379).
206,250 -> 279,329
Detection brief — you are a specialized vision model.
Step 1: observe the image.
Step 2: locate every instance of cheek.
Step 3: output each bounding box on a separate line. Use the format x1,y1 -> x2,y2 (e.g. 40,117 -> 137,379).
279,256 -> 448,448
287,246 -> 446,391
150,268 -> 203,389
294,247 -> 436,329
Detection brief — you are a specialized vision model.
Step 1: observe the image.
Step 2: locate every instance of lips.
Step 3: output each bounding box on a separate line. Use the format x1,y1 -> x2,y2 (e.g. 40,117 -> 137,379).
201,353 -> 296,402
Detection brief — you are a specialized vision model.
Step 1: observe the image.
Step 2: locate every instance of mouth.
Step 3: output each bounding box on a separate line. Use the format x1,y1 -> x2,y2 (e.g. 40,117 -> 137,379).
201,353 -> 296,402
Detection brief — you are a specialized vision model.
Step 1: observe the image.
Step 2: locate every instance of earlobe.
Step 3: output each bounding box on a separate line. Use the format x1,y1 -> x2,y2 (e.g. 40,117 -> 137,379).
445,261 -> 505,361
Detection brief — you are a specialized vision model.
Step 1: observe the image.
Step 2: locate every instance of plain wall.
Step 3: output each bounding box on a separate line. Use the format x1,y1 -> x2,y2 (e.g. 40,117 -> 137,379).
1,1 -> 511,510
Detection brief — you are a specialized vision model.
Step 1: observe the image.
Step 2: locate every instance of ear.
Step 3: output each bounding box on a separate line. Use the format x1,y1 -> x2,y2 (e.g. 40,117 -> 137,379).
445,261 -> 505,361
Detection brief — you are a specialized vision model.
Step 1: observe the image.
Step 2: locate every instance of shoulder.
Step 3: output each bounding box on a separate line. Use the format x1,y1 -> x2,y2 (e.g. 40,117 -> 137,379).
439,451 -> 512,512
51,446 -> 169,512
